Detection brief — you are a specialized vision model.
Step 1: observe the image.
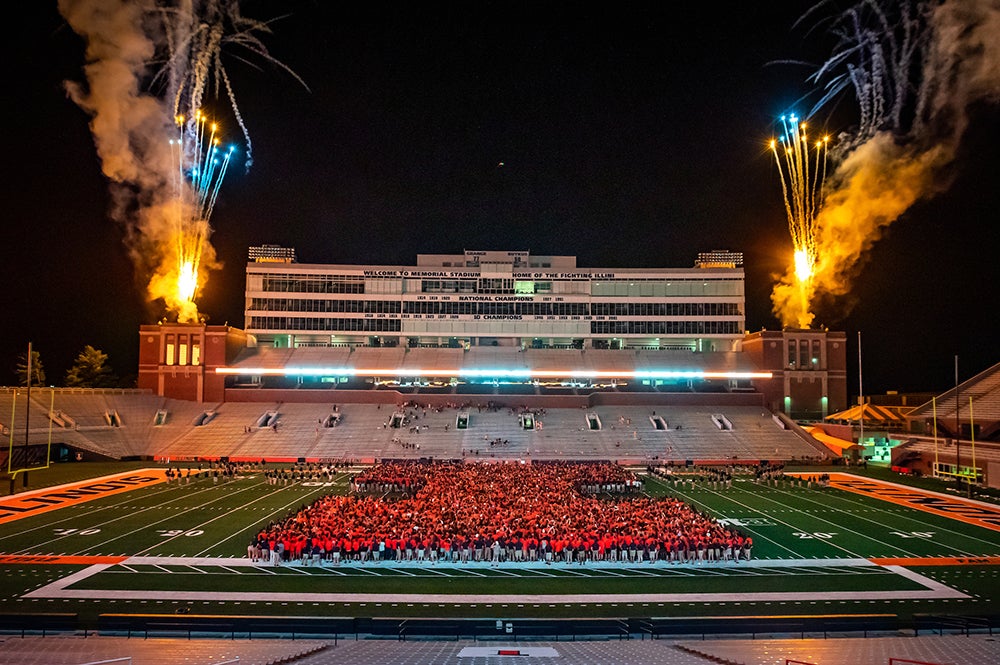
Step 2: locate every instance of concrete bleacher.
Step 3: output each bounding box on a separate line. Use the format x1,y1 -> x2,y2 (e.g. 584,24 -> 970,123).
0,390 -> 830,464
908,361 -> 1000,426
0,635 -> 331,665
146,402 -> 826,464
894,436 -> 1000,466
678,634 -> 1000,665
0,389 -> 57,433
0,634 -> 995,665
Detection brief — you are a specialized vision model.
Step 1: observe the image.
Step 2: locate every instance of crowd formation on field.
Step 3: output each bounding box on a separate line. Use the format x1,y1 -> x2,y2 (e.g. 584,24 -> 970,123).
250,461 -> 753,566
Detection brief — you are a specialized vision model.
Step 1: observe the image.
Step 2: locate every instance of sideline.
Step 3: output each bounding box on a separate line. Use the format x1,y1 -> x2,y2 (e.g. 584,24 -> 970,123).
22,555 -> 970,605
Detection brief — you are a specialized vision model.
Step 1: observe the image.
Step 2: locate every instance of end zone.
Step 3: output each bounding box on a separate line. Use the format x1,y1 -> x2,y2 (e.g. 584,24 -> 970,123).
0,469 -> 174,525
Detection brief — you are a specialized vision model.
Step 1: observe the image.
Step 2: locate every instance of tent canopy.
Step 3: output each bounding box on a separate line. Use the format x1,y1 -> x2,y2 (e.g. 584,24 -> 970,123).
824,403 -> 911,423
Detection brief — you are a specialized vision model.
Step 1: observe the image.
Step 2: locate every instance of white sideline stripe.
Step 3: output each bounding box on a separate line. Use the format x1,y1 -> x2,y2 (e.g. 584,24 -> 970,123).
22,557 -> 970,604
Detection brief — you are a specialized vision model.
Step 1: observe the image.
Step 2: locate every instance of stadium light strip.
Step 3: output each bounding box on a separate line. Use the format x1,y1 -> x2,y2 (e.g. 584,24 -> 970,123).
215,367 -> 772,380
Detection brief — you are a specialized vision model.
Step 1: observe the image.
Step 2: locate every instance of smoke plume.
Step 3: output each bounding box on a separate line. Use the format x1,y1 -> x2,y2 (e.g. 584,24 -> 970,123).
773,0 -> 1000,328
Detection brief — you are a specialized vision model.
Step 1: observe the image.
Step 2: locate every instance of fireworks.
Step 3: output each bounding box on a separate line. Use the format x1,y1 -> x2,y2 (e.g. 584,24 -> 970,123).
59,0 -> 303,324
154,0 -> 308,170
770,0 -> 1000,330
770,114 -> 829,284
804,0 -> 931,150
161,111 -> 236,315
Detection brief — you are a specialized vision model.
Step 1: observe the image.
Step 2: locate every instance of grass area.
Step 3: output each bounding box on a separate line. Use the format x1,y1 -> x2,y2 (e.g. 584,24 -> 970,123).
1,462 -> 999,625
1,460 -> 153,493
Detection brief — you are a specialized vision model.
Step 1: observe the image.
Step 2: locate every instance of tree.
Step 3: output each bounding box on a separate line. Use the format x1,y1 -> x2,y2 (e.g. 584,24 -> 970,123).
15,348 -> 45,387
64,345 -> 117,388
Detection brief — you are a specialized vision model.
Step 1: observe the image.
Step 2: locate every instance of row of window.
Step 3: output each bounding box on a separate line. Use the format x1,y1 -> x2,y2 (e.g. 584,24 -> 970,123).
250,298 -> 401,313
163,335 -> 201,366
591,321 -> 742,335
248,298 -> 742,317
252,273 -> 743,299
247,316 -> 741,335
249,317 -> 402,332
788,338 -> 825,368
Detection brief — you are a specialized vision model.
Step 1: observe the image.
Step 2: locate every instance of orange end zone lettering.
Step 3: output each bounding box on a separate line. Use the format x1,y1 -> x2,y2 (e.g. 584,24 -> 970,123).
0,554 -> 127,565
790,472 -> 1000,533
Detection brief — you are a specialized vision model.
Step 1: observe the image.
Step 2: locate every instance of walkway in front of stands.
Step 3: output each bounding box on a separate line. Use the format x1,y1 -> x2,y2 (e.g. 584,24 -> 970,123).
22,555 -> 967,605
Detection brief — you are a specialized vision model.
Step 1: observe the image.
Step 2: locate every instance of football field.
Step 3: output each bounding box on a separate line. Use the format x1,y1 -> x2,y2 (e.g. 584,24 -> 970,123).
1,464 -> 998,625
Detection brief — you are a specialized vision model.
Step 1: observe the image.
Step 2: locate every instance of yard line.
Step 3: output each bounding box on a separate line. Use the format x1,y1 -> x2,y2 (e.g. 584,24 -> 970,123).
56,480 -> 282,557
727,484 -> 923,558
133,482 -> 330,557
193,481 -> 338,557
595,568 -> 626,577
488,567 -> 527,577
0,482 -> 212,546
526,567 -> 557,578
418,567 -> 456,577
353,566 -> 406,576
457,567 -> 488,577
614,567 -> 661,577
724,488 -> 915,556
17,480 -> 272,556
680,484 -> 872,559
666,484 -> 801,558
777,484 -> 1000,555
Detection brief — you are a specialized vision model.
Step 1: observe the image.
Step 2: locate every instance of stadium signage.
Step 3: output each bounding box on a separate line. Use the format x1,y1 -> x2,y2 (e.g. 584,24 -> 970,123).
361,270 -> 620,279
0,471 -> 166,523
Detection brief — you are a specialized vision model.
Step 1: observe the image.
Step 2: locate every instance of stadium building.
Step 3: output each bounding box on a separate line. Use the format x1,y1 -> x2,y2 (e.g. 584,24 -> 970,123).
243,246 -> 747,352
137,247 -> 848,420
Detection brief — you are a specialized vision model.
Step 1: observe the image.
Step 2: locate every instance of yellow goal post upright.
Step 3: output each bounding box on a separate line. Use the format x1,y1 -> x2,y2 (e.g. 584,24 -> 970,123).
5,344 -> 54,489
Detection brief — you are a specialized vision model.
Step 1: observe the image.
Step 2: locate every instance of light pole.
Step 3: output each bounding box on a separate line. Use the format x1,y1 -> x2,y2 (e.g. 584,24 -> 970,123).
954,355 -> 961,494
23,342 -> 32,488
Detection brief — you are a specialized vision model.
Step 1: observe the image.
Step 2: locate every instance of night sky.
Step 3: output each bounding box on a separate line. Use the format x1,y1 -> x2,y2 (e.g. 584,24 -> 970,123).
7,1 -> 1000,396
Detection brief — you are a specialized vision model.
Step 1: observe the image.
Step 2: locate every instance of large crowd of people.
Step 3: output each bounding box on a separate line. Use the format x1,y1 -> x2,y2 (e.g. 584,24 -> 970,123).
249,461 -> 752,566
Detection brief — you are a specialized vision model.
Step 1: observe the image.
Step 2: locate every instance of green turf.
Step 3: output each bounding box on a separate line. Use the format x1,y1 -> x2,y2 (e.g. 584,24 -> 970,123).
2,463 -> 999,624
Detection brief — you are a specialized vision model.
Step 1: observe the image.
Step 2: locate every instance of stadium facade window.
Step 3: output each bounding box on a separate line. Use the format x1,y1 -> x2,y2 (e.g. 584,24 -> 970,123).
244,249 -> 745,350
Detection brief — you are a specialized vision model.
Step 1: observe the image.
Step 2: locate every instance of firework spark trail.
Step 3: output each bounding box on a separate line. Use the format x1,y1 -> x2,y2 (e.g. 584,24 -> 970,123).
771,0 -> 1000,329
770,115 -> 829,283
59,0 -> 302,323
